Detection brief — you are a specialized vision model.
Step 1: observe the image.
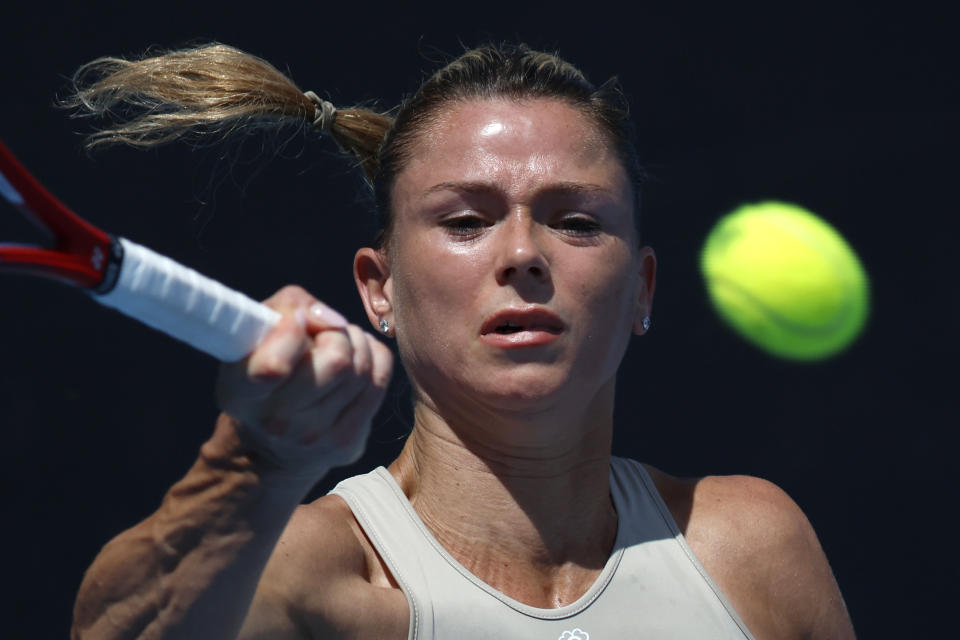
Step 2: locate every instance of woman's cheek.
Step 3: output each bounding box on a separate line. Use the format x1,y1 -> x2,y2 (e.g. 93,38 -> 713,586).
581,259 -> 637,345
392,261 -> 467,363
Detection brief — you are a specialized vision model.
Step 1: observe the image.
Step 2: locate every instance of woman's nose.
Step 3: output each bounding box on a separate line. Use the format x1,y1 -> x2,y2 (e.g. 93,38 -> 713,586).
495,211 -> 549,285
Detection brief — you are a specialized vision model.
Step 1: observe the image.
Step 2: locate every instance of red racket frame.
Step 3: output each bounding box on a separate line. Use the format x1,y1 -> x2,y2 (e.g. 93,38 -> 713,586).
0,139 -> 117,289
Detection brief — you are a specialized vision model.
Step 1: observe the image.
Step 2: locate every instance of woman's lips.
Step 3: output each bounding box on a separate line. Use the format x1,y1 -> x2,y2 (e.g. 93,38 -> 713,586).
479,308 -> 565,348
480,329 -> 562,348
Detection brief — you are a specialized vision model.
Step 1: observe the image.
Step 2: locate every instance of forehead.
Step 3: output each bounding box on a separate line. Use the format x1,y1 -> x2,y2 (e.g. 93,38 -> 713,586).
393,98 -> 629,202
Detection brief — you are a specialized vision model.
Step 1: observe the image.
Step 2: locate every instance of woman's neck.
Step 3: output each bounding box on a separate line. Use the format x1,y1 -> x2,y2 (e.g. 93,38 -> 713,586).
388,380 -> 619,607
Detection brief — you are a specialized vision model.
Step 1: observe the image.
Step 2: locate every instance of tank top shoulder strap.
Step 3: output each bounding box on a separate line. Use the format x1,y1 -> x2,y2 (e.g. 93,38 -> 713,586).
608,456 -> 681,541
329,467 -> 434,640
609,457 -> 756,639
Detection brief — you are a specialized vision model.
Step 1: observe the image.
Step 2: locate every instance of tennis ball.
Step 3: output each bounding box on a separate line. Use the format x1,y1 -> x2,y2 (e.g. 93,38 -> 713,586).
700,201 -> 869,361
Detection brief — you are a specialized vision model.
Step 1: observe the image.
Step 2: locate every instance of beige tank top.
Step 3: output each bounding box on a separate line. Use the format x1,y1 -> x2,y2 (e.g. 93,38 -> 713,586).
330,457 -> 755,639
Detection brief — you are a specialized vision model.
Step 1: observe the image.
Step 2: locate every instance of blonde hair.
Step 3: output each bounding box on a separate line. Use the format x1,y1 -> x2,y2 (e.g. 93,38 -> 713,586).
67,42 -> 642,245
65,44 -> 392,180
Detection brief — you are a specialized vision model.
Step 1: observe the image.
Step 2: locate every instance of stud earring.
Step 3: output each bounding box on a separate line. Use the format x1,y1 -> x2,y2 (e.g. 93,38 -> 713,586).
641,316 -> 651,331
379,318 -> 390,334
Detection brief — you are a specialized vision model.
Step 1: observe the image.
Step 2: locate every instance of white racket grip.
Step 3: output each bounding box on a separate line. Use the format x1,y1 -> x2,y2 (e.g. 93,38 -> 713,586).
94,237 -> 281,361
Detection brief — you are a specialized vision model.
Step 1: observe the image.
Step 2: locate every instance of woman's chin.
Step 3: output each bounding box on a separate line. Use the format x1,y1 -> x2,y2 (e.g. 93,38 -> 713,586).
416,359 -> 606,418
470,370 -> 584,413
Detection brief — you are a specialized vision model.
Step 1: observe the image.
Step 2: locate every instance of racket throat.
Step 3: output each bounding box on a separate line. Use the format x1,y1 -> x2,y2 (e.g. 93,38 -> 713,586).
91,236 -> 124,294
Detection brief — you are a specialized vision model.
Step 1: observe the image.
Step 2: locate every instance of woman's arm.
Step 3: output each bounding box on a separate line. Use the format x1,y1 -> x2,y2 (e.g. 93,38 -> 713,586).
71,287 -> 393,640
72,416 -> 313,640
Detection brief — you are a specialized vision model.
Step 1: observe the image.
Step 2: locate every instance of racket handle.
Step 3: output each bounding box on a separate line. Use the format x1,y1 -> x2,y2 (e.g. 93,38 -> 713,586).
95,238 -> 281,362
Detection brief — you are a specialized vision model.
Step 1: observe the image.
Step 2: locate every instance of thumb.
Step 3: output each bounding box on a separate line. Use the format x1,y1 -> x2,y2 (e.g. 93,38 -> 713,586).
303,301 -> 349,333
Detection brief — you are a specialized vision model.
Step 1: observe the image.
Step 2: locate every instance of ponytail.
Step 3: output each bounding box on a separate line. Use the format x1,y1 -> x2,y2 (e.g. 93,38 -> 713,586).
64,43 -> 392,181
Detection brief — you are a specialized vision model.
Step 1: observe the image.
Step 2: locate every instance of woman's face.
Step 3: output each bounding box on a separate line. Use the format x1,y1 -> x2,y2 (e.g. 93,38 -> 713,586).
359,98 -> 655,417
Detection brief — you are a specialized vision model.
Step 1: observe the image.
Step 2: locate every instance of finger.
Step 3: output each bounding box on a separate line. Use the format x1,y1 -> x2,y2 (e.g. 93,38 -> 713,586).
261,286 -> 348,333
304,301 -> 349,333
262,285 -> 317,314
311,328 -> 359,390
274,329 -> 385,449
246,313 -> 311,386
257,327 -> 358,437
296,335 -> 392,449
368,335 -> 394,391
344,324 -> 373,380
271,327 -> 383,406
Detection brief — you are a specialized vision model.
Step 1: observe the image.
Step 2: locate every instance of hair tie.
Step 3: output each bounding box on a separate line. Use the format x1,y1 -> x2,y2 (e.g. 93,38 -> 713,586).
304,91 -> 337,132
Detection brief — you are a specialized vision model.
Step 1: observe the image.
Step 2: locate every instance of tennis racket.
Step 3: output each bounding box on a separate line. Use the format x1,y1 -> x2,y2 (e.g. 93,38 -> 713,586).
0,138 -> 281,361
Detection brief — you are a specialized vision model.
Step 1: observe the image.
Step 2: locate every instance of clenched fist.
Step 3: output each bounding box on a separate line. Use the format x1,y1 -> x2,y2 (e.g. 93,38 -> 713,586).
215,285 -> 393,482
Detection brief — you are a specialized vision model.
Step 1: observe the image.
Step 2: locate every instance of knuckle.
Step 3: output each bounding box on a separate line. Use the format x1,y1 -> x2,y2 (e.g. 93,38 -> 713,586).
314,341 -> 353,376
277,284 -> 307,298
373,340 -> 393,362
371,347 -> 394,386
353,337 -> 373,369
324,348 -> 354,376
264,284 -> 313,310
249,355 -> 294,382
372,366 -> 392,389
315,332 -> 354,373
314,327 -> 344,348
370,336 -> 393,359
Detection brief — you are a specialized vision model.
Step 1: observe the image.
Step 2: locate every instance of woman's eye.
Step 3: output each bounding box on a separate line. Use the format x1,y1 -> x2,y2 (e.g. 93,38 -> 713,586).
442,215 -> 487,235
555,216 -> 602,235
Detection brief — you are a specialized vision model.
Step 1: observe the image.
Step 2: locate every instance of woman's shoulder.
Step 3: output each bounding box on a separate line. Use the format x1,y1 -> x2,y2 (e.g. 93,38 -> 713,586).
275,494 -> 369,577
639,463 -> 806,538
250,493 -> 408,638
640,463 -> 855,639
252,496 -> 366,615
267,492 -> 404,592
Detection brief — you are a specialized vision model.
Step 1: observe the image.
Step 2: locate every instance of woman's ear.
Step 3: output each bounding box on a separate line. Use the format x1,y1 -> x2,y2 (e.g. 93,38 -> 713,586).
354,247 -> 393,333
632,246 -> 657,335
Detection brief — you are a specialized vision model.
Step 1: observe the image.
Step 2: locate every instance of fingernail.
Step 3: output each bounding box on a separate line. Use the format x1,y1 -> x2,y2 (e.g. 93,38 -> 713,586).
308,302 -> 348,328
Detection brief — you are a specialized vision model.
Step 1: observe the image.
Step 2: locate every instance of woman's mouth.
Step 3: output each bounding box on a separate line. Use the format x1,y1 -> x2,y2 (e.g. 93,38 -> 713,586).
480,308 -> 564,348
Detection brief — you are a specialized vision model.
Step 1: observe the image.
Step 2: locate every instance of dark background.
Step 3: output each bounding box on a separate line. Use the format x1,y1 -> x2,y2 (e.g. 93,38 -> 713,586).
0,2 -> 955,637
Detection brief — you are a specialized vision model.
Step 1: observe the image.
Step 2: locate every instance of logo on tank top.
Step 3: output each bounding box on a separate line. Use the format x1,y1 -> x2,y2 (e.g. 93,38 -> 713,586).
558,629 -> 589,640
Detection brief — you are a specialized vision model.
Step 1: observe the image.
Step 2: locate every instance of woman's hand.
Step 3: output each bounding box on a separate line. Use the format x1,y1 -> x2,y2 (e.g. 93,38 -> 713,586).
215,285 -> 393,482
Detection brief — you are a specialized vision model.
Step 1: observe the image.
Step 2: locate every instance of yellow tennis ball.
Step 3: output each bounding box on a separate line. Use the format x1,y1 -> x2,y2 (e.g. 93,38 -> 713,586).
700,201 -> 869,361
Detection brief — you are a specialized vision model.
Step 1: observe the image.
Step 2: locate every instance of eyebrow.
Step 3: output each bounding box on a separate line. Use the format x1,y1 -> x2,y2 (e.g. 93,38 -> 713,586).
422,180 -> 615,199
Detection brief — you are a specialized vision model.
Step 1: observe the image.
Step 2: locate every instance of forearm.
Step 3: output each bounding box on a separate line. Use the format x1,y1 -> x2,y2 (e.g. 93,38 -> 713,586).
71,415 -> 321,640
